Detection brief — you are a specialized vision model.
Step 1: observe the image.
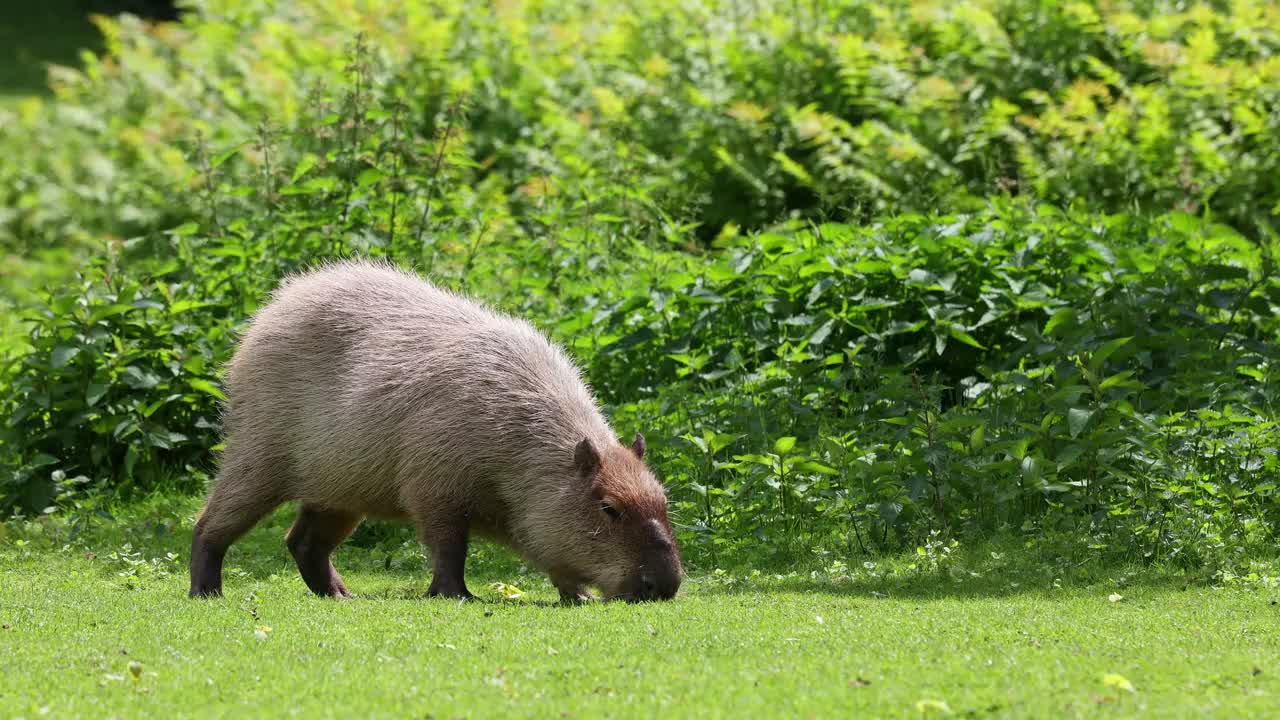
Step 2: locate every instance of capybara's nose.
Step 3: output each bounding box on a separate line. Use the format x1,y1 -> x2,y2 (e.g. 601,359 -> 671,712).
634,571 -> 679,601
628,575 -> 659,602
656,571 -> 680,600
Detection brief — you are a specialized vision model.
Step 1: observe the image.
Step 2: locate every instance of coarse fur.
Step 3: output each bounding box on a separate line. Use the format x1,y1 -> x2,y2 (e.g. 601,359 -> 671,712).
189,259 -> 682,603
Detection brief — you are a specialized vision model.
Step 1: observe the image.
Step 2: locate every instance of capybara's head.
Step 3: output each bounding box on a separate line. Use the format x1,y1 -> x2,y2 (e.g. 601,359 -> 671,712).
562,433 -> 683,601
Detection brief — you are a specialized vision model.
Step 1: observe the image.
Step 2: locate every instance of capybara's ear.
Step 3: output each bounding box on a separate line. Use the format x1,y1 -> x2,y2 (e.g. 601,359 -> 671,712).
574,437 -> 601,478
630,432 -> 646,459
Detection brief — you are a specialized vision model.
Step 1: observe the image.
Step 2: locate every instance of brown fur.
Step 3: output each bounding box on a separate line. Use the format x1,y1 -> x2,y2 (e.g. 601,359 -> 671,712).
189,259 -> 683,602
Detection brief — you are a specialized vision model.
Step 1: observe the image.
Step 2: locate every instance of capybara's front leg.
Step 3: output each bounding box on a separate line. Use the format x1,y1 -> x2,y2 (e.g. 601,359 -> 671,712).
422,517 -> 474,600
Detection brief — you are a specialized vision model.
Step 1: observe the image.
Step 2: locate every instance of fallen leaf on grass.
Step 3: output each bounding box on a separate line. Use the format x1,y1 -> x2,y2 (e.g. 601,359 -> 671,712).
1103,673 -> 1136,693
489,582 -> 524,600
915,699 -> 952,715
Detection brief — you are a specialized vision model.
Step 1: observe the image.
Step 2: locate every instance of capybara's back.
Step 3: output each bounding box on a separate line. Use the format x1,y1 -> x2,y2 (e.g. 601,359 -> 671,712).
190,260 -> 682,603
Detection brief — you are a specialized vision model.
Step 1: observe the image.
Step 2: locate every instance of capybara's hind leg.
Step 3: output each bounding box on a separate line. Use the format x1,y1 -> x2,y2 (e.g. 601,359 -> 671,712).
189,471 -> 283,598
190,529 -> 226,598
286,506 -> 362,598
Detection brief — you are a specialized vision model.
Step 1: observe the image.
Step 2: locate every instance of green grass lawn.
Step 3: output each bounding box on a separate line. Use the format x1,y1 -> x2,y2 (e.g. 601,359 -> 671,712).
1,500 -> 1277,719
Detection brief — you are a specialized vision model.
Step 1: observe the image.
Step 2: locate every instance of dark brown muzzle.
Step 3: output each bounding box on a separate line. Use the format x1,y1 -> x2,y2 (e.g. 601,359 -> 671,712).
629,541 -> 683,602
636,564 -> 681,601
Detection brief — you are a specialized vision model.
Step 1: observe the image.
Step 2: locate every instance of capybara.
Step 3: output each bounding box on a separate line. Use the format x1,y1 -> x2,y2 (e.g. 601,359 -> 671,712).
189,260 -> 682,603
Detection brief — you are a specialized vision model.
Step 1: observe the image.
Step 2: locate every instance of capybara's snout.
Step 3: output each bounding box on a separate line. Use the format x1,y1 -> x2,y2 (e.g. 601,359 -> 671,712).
627,552 -> 683,602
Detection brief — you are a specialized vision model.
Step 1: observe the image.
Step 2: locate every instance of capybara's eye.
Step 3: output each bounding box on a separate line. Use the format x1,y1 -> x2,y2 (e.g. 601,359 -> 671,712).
601,502 -> 622,520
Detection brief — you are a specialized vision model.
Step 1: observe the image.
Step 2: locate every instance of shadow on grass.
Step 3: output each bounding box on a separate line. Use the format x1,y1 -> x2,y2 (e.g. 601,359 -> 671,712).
3,494 -> 545,598
4,492 -> 1243,604
348,585 -> 568,609
686,566 -> 1200,602
684,536 -> 1218,601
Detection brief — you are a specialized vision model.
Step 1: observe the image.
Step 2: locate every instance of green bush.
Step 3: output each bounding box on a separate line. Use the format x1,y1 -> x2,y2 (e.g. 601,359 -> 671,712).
3,0 -> 1279,259
583,205 -> 1279,566
0,257 -> 239,510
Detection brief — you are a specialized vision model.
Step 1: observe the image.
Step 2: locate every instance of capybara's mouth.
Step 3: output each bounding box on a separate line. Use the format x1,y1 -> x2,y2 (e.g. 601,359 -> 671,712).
608,593 -> 668,604
605,578 -> 680,603
625,594 -> 676,603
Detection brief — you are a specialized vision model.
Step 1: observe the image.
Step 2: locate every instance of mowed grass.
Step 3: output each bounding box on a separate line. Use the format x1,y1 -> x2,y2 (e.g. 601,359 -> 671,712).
1,501 -> 1277,719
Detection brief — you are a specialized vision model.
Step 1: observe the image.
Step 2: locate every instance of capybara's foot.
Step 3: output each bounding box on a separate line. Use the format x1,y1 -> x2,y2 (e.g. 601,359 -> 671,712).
556,581 -> 597,605
320,575 -> 354,599
305,575 -> 354,599
189,585 -> 223,599
559,589 -> 597,605
297,566 -> 356,599
427,581 -> 475,600
287,506 -> 363,598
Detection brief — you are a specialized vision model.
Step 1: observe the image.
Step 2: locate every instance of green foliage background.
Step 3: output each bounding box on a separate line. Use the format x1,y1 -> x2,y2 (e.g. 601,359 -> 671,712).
1,0 -> 1277,575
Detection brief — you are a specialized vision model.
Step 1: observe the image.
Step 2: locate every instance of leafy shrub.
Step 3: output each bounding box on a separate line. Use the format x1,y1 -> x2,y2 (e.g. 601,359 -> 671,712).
0,258 -> 236,509
4,0 -> 1280,258
2,0 -> 1279,575
584,204 -> 1279,566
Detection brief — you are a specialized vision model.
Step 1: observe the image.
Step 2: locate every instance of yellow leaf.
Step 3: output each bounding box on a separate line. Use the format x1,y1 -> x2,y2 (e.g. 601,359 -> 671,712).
915,699 -> 953,715
489,581 -> 524,600
1103,673 -> 1136,693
